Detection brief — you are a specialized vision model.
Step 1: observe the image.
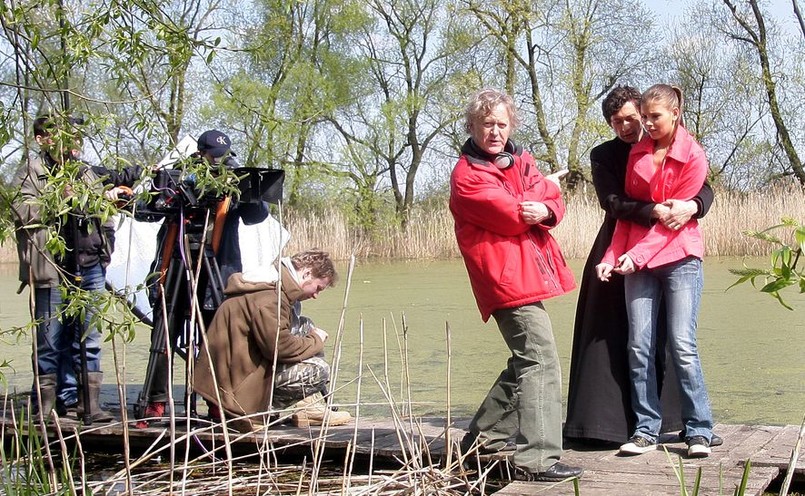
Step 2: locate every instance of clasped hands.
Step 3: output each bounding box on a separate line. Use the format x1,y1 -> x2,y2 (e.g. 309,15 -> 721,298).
595,199 -> 698,281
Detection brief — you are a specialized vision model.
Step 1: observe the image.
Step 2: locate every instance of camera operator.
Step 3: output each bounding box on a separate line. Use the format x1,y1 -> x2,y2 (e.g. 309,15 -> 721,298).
135,129 -> 269,428
12,111 -> 142,423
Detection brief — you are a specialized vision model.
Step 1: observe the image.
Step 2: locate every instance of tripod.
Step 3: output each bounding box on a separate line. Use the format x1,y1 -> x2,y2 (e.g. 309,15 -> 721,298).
134,211 -> 226,420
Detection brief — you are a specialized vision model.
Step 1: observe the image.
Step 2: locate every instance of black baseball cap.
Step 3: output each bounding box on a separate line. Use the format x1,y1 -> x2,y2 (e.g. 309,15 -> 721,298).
197,129 -> 235,158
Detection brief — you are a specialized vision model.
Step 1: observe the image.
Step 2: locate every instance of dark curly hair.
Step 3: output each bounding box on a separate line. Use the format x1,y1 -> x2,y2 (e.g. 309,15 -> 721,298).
601,85 -> 641,124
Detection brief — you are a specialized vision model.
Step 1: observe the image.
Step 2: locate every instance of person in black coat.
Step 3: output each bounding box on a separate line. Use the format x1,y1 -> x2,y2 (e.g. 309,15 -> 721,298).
563,86 -> 715,445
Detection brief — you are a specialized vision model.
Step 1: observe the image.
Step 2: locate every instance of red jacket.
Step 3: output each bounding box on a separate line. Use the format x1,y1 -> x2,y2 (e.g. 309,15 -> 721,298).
602,126 -> 708,270
450,140 -> 576,322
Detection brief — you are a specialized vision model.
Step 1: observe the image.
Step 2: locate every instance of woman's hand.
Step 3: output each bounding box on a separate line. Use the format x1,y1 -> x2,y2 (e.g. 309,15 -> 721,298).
596,262 -> 614,282
612,254 -> 635,275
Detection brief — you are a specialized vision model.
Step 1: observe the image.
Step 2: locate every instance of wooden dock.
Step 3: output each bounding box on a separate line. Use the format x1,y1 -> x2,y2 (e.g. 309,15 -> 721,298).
6,408 -> 802,495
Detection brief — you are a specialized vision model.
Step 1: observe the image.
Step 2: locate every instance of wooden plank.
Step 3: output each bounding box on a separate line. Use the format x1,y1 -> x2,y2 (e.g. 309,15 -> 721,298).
751,424 -> 804,473
3,412 -> 797,496
496,466 -> 779,496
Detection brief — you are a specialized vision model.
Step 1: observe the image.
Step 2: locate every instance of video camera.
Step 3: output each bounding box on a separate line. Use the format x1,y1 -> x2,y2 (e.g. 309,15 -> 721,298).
137,156 -> 285,219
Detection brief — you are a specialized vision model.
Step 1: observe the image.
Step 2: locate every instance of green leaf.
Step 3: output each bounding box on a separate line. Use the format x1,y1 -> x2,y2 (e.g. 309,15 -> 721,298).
760,278 -> 795,293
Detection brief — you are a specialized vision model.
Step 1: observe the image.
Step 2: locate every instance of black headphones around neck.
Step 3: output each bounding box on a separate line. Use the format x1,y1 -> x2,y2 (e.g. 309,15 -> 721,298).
463,139 -> 520,169
494,152 -> 515,170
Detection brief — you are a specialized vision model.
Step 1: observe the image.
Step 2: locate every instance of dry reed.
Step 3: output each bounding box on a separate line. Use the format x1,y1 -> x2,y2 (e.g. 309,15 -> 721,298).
0,245 -> 497,496
0,186 -> 801,263
280,185 -> 805,261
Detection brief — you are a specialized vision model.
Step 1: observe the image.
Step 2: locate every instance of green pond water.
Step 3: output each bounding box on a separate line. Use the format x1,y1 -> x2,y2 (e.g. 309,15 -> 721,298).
0,257 -> 803,426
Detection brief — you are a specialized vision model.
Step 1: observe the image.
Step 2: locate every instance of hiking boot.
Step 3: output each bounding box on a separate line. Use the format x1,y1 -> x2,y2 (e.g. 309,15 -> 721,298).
55,399 -> 78,417
618,435 -> 657,455
679,429 -> 722,447
134,401 -> 166,429
290,392 -> 351,427
687,436 -> 711,458
510,462 -> 584,482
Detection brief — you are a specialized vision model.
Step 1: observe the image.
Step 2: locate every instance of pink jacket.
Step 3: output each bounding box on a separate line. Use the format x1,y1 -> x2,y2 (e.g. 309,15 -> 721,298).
450,141 -> 575,321
602,126 -> 708,270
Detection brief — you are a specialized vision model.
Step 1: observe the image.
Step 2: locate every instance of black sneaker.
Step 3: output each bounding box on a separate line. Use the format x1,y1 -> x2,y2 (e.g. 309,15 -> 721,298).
618,435 -> 656,455
679,430 -> 722,447
687,436 -> 711,457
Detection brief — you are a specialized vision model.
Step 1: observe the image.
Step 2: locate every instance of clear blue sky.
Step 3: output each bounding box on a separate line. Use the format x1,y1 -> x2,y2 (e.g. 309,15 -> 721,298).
646,0 -> 799,33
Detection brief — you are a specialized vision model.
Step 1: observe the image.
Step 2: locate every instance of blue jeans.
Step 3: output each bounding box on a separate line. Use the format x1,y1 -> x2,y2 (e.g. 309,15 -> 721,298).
624,257 -> 713,442
468,302 -> 563,471
33,263 -> 106,405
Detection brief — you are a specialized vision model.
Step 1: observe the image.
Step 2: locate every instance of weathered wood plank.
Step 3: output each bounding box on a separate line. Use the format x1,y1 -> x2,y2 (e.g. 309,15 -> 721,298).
4,408 -> 799,496
495,465 -> 779,496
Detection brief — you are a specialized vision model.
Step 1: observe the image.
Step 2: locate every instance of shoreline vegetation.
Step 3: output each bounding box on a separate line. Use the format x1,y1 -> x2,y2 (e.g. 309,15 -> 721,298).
2,186 -> 804,263
285,185 -> 805,261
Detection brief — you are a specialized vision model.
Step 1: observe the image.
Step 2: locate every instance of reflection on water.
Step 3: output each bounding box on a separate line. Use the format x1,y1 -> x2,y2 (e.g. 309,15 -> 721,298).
1,257 -> 803,426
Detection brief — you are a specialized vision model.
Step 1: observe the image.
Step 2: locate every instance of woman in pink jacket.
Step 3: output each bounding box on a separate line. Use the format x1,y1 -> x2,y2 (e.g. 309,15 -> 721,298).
596,84 -> 715,458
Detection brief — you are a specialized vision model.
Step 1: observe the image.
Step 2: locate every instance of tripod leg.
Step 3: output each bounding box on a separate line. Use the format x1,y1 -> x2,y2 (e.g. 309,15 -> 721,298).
135,257 -> 185,419
202,248 -> 226,309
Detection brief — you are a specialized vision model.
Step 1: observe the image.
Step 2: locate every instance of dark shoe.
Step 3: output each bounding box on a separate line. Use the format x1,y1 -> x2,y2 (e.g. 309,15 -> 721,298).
460,432 -> 516,455
687,436 -> 711,458
679,430 -> 722,447
618,435 -> 656,455
512,462 -> 584,482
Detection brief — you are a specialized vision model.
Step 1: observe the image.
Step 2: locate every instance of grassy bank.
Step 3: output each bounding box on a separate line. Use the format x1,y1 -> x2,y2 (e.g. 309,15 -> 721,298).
1,186 -> 802,263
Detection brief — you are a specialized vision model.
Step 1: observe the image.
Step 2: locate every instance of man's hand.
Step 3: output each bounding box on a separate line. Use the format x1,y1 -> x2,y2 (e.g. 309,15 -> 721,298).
545,169 -> 569,188
104,186 -> 134,206
520,201 -> 551,225
312,327 -> 329,342
655,199 -> 698,231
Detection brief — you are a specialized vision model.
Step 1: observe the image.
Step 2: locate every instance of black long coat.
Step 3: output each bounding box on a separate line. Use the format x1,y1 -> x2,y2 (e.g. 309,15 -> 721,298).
563,136 -> 714,444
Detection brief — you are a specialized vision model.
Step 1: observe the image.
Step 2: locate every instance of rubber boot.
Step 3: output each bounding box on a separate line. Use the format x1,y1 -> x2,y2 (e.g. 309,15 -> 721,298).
290,392 -> 351,427
76,371 -> 115,422
32,374 -> 58,421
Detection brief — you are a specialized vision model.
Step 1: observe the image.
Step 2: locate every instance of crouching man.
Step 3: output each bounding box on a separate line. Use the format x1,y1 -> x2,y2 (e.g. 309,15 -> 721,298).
193,250 -> 351,431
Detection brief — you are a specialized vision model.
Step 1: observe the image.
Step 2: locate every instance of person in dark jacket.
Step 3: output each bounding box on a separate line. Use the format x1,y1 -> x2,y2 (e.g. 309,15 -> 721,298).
449,88 -> 583,482
135,129 -> 269,427
563,85 -> 716,446
12,111 -> 140,422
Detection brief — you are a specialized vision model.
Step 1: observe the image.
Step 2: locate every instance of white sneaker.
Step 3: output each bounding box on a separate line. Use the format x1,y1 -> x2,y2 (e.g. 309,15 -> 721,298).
687,436 -> 711,458
619,435 -> 657,455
